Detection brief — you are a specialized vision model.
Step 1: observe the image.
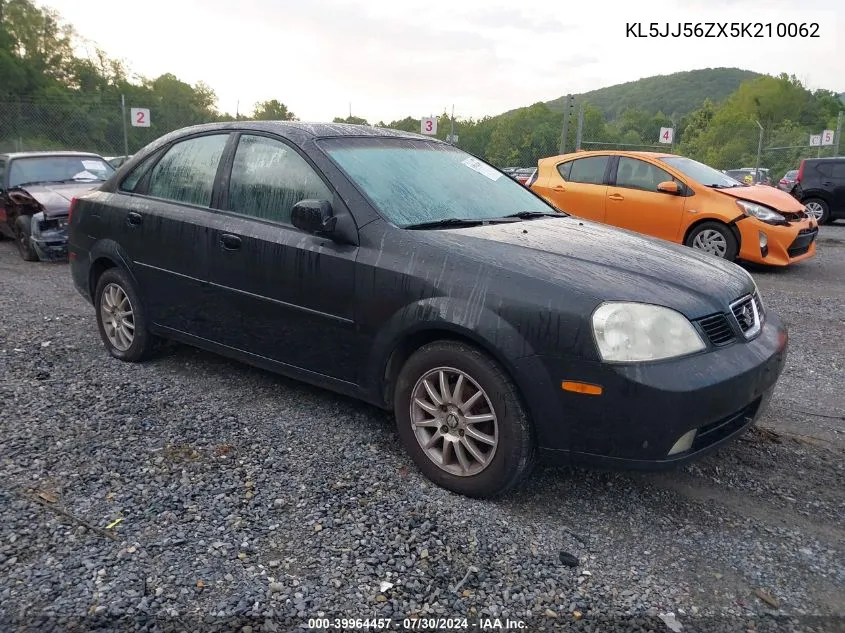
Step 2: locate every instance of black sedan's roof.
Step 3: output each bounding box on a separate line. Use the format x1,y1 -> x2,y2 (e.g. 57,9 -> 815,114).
147,121 -> 436,148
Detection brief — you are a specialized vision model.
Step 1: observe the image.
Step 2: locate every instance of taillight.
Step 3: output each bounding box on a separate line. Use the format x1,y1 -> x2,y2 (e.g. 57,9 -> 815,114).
68,197 -> 78,224
796,161 -> 804,183
525,168 -> 539,188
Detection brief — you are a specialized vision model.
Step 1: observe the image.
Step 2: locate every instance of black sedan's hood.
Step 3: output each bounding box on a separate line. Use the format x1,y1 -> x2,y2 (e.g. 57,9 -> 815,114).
14,181 -> 102,216
430,217 -> 755,319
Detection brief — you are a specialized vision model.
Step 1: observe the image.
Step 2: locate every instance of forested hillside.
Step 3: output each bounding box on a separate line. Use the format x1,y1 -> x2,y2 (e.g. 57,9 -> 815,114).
1,0 -> 841,181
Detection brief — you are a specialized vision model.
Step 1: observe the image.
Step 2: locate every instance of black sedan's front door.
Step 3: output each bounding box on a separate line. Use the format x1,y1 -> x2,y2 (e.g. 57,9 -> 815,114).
203,133 -> 364,383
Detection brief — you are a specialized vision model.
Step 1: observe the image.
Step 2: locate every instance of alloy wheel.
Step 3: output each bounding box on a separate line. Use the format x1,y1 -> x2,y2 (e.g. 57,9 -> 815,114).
692,229 -> 728,257
805,201 -> 825,221
409,367 -> 499,477
100,283 -> 135,351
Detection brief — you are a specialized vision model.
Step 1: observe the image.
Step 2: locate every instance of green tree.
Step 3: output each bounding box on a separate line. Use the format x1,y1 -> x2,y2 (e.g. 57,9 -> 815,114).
252,99 -> 296,121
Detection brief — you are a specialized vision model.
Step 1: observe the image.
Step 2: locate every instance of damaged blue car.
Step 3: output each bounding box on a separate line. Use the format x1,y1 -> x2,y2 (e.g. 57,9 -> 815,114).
0,151 -> 114,261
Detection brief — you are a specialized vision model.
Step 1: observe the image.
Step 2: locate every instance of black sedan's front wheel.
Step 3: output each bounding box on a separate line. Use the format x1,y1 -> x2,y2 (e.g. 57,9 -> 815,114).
394,341 -> 535,498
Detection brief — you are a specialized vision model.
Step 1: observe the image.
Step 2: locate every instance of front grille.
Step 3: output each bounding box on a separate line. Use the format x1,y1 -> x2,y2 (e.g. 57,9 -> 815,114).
730,294 -> 761,338
697,313 -> 736,347
788,227 -> 818,257
690,397 -> 761,452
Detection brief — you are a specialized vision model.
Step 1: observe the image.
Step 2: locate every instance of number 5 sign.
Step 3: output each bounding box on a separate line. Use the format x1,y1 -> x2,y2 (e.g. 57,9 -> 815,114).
130,108 -> 151,127
821,129 -> 834,146
420,116 -> 437,135
658,127 -> 674,144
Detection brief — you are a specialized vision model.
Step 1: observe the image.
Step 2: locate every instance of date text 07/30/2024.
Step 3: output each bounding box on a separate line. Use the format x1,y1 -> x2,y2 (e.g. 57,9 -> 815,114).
625,22 -> 820,38
307,617 -> 528,630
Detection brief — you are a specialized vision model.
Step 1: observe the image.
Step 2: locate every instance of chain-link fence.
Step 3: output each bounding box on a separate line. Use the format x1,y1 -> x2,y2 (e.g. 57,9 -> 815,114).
0,97 -> 223,157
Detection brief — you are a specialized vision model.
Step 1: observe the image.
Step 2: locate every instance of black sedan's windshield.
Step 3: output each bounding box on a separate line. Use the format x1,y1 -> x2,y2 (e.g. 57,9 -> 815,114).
320,137 -> 561,227
9,155 -> 115,188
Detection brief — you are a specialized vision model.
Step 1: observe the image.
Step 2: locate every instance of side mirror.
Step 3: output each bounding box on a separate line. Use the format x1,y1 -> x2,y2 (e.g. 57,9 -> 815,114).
657,181 -> 680,194
291,199 -> 337,236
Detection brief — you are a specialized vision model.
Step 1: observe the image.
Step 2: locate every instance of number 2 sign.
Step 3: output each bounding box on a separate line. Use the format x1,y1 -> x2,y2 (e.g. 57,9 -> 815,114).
659,127 -> 674,144
420,116 -> 437,135
130,108 -> 151,128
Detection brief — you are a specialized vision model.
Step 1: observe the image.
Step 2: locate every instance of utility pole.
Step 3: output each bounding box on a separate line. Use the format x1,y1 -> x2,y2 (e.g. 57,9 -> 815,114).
558,94 -> 573,155
449,104 -> 455,145
121,94 -> 129,157
835,111 -> 843,157
754,120 -> 763,182
575,101 -> 585,151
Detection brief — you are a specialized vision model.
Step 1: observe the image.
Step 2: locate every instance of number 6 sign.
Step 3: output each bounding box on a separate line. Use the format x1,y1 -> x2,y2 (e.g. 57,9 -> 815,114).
130,108 -> 151,127
420,116 -> 437,135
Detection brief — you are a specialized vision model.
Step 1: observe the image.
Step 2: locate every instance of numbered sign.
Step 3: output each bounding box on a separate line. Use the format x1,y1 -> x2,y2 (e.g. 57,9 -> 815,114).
659,127 -> 674,144
420,117 -> 437,135
130,108 -> 151,127
809,134 -> 821,147
821,129 -> 834,146
446,134 -> 459,143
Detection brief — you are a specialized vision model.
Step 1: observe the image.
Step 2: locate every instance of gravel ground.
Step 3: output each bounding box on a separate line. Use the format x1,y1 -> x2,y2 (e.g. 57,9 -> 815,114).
1,226 -> 843,633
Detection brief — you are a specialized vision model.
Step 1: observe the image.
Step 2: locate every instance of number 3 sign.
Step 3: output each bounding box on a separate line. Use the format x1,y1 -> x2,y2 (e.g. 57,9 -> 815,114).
130,108 -> 151,127
420,116 -> 437,135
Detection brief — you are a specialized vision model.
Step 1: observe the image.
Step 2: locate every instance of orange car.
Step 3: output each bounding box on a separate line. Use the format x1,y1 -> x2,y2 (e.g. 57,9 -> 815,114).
529,151 -> 818,266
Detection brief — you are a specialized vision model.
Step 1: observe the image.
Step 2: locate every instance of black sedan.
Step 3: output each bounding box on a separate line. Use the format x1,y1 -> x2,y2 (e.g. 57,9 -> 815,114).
0,151 -> 114,261
68,122 -> 788,498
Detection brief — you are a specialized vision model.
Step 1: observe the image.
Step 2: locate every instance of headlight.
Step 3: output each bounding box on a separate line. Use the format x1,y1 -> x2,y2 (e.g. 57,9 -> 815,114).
736,200 -> 785,224
592,302 -> 705,363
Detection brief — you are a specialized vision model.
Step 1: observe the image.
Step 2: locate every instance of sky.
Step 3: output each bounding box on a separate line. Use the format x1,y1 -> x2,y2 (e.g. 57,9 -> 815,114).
40,0 -> 843,123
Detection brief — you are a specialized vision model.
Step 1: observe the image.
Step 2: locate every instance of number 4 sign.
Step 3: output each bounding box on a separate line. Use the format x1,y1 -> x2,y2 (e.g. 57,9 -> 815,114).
659,127 -> 674,144
130,108 -> 151,127
420,116 -> 437,135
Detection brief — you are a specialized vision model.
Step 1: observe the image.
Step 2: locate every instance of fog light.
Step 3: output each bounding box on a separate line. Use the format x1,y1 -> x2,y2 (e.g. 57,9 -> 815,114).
759,231 -> 768,257
667,429 -> 697,456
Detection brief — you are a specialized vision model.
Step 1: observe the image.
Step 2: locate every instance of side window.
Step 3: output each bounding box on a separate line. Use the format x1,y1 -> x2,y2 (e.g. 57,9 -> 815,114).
227,134 -> 332,225
816,163 -> 833,178
0,159 -> 6,187
615,157 -> 676,192
119,151 -> 161,192
568,156 -> 609,185
147,134 -> 229,206
556,161 -> 572,180
831,162 -> 845,179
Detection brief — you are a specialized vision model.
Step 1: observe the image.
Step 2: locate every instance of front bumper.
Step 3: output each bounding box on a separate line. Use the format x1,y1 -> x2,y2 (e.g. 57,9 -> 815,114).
736,216 -> 817,266
30,214 -> 69,262
514,313 -> 788,469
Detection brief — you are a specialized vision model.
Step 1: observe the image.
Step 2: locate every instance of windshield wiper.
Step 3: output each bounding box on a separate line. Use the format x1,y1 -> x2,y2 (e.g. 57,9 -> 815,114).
501,211 -> 564,220
404,218 -> 487,230
707,183 -> 743,189
11,180 -> 57,188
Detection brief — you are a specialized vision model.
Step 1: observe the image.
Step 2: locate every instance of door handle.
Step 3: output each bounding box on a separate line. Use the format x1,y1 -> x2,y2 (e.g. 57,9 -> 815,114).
608,193 -> 625,201
553,185 -> 567,191
220,233 -> 242,251
126,211 -> 142,226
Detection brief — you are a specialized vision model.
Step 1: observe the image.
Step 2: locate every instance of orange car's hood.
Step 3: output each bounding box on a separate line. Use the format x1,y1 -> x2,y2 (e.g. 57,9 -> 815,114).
714,185 -> 805,212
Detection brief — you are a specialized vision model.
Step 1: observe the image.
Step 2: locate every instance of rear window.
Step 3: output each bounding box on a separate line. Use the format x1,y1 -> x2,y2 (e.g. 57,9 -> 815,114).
568,156 -> 609,185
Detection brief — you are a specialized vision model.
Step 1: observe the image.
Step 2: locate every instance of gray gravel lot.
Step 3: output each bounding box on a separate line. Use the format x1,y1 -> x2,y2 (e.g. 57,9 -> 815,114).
1,226 -> 843,633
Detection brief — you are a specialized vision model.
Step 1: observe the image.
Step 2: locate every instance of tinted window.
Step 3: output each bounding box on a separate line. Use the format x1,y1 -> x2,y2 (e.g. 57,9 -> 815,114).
833,163 -> 845,179
227,135 -> 332,224
615,157 -> 676,192
557,161 -> 572,180
120,151 -> 161,192
147,134 -> 229,206
321,137 -> 558,227
568,157 -> 609,185
817,162 -> 845,179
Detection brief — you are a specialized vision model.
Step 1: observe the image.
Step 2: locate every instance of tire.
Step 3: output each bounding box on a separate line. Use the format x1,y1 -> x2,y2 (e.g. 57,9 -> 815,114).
94,267 -> 156,362
15,217 -> 39,262
803,198 -> 830,224
393,340 -> 535,498
685,221 -> 739,261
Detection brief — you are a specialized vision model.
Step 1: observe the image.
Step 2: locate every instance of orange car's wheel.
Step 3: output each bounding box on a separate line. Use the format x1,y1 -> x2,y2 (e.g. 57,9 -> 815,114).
685,221 -> 738,261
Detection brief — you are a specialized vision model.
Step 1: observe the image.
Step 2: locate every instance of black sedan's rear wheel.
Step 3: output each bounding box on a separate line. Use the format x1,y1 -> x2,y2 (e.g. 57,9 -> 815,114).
394,340 -> 535,498
94,267 -> 156,362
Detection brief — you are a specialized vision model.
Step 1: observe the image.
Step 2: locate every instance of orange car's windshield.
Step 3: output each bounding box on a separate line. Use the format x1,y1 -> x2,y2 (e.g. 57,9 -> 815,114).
659,156 -> 744,189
